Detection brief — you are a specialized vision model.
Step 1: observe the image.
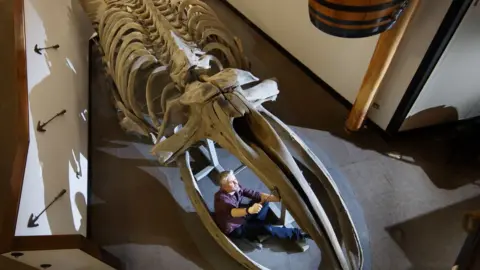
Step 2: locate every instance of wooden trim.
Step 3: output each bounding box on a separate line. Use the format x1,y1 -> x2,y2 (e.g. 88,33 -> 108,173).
0,0 -> 29,254
454,224 -> 480,269
87,38 -> 94,239
11,235 -> 123,270
12,235 -> 83,251
1,8 -> 121,270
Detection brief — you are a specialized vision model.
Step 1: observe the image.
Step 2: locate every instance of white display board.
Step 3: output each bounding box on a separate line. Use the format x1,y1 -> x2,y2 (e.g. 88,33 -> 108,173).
401,1 -> 480,130
15,0 -> 93,237
3,250 -> 115,270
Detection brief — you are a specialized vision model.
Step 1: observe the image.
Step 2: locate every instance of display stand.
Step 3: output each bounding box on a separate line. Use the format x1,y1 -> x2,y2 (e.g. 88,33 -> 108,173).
193,139 -> 306,251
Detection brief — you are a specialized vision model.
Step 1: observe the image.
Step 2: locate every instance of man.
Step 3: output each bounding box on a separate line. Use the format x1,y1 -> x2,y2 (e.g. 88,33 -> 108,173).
214,170 -> 309,245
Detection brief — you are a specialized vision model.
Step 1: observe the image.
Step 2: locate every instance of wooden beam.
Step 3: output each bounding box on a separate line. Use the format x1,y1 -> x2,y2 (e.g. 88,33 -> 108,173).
0,0 -> 29,254
345,0 -> 420,132
9,235 -> 123,270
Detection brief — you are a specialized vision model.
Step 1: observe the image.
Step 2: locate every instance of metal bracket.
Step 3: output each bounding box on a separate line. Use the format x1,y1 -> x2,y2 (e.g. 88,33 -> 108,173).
196,139 -> 225,181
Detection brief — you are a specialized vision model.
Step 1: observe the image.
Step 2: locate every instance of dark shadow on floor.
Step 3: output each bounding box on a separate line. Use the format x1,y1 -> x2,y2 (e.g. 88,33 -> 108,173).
88,44 -> 250,269
385,195 -> 480,270
88,48 -> 213,269
86,1 -> 479,269
327,118 -> 480,190
257,59 -> 480,190
89,148 -> 214,269
201,0 -> 480,191
402,106 -> 459,131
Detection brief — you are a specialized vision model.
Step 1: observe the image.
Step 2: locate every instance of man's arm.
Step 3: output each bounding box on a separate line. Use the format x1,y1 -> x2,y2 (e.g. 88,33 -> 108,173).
260,193 -> 280,203
216,193 -> 261,218
231,203 -> 262,217
240,185 -> 262,202
231,208 -> 249,217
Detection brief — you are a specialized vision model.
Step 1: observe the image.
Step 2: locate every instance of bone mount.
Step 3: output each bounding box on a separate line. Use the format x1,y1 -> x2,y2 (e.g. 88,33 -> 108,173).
83,0 -> 364,269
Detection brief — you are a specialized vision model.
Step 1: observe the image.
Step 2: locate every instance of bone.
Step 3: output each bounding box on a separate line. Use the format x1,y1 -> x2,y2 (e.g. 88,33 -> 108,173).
179,151 -> 268,270
126,55 -> 158,120
239,79 -> 279,103
201,98 -> 342,268
198,54 -> 223,71
160,82 -> 179,113
108,30 -> 147,71
113,88 -> 151,135
103,17 -> 137,49
99,7 -> 124,39
78,0 -> 362,268
115,44 -> 148,101
101,12 -> 135,44
78,0 -> 108,24
193,16 -> 229,42
200,29 -> 244,69
259,107 -> 362,269
111,35 -> 146,75
202,42 -> 238,68
241,98 -> 350,269
146,65 -> 170,128
202,68 -> 258,88
178,0 -> 217,22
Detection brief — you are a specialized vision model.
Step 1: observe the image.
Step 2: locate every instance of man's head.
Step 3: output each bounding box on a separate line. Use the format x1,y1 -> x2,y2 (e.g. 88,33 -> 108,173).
219,170 -> 239,193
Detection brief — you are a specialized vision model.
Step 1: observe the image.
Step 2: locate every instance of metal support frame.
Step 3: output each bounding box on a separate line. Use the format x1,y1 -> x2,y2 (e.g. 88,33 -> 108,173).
192,139 -> 306,251
195,139 -> 295,227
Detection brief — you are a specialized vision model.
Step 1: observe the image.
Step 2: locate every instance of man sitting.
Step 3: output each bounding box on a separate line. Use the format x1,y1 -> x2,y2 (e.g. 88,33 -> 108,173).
213,170 -> 309,246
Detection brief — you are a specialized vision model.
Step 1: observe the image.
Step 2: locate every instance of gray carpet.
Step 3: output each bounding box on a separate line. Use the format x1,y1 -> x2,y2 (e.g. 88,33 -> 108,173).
2,0 -> 480,269
87,1 -> 480,269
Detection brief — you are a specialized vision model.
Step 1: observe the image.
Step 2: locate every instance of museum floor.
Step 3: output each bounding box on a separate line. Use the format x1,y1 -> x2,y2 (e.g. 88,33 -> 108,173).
2,0 -> 480,269
86,1 -> 480,269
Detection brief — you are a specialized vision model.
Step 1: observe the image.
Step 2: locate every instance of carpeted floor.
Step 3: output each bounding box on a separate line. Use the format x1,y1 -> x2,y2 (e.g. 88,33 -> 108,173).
86,1 -> 480,269
2,0 -> 479,269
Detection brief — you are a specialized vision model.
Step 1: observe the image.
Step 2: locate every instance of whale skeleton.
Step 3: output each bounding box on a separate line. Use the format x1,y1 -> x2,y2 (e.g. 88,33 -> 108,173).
78,0 -> 364,268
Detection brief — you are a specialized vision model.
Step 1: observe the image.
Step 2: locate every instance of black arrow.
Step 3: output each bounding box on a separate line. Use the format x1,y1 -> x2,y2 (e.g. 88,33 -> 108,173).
34,44 -> 60,55
28,189 -> 67,228
37,109 -> 67,132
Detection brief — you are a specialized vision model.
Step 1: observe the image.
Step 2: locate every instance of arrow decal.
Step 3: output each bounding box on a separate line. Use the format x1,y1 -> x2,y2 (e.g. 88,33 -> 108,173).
36,109 -> 67,132
34,44 -> 60,55
27,189 -> 67,228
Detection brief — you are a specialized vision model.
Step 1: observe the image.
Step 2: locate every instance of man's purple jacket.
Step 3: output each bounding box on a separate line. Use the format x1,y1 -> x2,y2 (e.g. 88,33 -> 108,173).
214,185 -> 261,234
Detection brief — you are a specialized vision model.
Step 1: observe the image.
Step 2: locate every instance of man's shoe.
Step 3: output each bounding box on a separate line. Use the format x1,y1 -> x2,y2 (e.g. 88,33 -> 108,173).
301,232 -> 312,239
296,238 -> 310,252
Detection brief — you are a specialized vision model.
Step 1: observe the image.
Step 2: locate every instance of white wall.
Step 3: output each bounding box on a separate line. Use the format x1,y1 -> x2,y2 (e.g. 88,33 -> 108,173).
226,0 -> 379,103
401,1 -> 480,130
2,249 -> 114,270
368,0 -> 452,130
15,0 -> 93,236
225,0 -> 452,130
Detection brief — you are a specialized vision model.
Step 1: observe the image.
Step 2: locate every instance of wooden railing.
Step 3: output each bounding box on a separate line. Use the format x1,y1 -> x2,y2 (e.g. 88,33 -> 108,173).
0,0 -> 29,254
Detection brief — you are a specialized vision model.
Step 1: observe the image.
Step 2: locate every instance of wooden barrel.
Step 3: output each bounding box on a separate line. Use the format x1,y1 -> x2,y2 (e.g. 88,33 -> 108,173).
309,0 -> 410,38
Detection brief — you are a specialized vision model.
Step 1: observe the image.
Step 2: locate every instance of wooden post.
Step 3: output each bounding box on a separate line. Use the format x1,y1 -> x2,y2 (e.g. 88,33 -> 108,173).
345,0 -> 420,132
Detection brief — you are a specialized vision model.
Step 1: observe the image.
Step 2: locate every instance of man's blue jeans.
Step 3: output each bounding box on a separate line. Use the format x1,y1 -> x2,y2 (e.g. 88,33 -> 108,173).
228,202 -> 303,241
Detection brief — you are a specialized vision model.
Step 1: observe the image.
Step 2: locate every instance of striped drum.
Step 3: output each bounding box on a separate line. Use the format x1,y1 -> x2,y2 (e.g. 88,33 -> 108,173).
309,0 -> 410,38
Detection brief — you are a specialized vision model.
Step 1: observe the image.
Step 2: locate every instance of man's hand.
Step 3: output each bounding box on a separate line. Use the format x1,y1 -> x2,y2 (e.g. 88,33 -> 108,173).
260,193 -> 280,203
230,204 -> 262,217
248,203 -> 263,214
